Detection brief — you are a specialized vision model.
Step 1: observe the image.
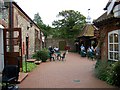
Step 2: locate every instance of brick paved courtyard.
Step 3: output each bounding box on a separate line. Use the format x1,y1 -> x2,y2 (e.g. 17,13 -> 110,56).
18,52 -> 115,88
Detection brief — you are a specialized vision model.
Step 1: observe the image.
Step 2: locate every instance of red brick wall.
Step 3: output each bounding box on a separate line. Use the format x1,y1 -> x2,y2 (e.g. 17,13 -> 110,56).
99,21 -> 120,61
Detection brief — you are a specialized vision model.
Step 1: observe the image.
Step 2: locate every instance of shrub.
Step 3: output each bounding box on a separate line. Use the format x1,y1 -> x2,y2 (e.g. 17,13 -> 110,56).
22,62 -> 37,72
110,61 -> 120,87
32,48 -> 49,62
94,60 -> 109,81
104,62 -> 115,85
95,60 -> 120,87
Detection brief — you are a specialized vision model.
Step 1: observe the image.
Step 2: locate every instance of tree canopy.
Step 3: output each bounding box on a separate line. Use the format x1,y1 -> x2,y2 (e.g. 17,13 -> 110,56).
33,10 -> 86,39
33,13 -> 52,37
52,10 -> 86,39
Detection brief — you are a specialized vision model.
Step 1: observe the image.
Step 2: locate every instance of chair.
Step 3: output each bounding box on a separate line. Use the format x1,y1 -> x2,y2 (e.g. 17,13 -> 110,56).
56,52 -> 61,60
2,65 -> 19,90
60,52 -> 66,61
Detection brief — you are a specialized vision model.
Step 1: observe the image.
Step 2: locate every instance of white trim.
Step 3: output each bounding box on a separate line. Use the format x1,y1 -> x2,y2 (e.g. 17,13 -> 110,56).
0,28 -> 4,73
107,0 -> 116,15
108,30 -> 119,61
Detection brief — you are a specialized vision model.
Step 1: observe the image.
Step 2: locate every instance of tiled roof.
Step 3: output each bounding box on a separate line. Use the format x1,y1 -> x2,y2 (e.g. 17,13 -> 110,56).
93,0 -> 120,26
78,24 -> 97,37
93,12 -> 114,23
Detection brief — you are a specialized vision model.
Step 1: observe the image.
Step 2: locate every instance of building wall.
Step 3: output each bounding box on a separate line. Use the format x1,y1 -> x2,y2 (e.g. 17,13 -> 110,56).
99,21 -> 120,61
13,4 -> 41,59
46,38 -> 76,51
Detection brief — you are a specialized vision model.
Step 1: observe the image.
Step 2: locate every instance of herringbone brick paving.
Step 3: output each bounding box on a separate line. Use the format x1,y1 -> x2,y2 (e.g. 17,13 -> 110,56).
18,52 -> 115,88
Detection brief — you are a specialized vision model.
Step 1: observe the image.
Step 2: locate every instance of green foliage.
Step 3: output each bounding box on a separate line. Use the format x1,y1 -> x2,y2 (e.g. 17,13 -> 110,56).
109,61 -> 120,86
22,62 -> 37,73
52,10 -> 86,39
95,60 -> 120,87
32,49 -> 49,62
33,13 -> 43,24
95,60 -> 109,81
33,13 -> 53,37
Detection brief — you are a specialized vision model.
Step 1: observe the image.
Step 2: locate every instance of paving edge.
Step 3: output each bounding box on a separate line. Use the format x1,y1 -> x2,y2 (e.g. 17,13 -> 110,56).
18,72 -> 28,83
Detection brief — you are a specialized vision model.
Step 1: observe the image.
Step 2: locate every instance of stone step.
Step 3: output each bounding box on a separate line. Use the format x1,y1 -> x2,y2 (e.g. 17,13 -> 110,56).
18,72 -> 28,83
26,59 -> 36,62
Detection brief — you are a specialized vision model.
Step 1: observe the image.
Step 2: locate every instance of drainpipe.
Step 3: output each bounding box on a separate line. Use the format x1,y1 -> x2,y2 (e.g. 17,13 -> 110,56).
9,1 -> 13,52
40,30 -> 42,50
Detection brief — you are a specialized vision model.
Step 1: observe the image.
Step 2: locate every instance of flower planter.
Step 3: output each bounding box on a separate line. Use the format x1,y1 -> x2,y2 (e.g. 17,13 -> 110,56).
34,60 -> 42,65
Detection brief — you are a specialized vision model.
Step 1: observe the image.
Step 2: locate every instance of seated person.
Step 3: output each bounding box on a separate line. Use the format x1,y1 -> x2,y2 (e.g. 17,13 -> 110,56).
48,46 -> 55,61
49,52 -> 55,61
87,47 -> 94,59
80,44 -> 86,57
54,46 -> 59,52
54,46 -> 61,60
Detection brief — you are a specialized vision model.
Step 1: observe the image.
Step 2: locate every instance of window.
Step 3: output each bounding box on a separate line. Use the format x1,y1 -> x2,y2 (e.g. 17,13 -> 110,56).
108,30 -> 119,61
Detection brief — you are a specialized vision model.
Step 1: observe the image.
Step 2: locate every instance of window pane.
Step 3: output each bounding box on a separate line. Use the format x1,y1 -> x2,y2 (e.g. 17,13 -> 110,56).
14,46 -> 19,52
110,52 -> 113,59
110,44 -> 113,51
109,34 -> 113,43
114,53 -> 119,60
6,31 -> 10,38
6,46 -> 10,52
114,34 -> 118,43
6,39 -> 10,45
14,31 -> 19,38
114,44 -> 118,51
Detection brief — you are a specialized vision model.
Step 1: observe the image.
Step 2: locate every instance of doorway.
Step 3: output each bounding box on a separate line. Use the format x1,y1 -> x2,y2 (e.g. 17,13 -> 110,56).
3,28 -> 22,70
0,27 -> 4,73
59,41 -> 66,50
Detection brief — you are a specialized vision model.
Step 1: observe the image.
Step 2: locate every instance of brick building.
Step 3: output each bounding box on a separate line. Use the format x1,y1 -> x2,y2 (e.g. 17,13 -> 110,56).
93,0 -> 120,61
0,1 -> 43,72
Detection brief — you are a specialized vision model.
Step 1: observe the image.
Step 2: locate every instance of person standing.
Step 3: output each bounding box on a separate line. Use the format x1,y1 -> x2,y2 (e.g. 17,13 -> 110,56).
94,43 -> 100,60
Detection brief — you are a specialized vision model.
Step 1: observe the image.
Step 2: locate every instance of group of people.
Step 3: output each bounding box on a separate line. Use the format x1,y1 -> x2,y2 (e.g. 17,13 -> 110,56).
48,46 -> 66,61
80,44 -> 100,60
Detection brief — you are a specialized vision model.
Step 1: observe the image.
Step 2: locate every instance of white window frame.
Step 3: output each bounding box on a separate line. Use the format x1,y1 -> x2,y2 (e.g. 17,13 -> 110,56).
108,30 -> 119,61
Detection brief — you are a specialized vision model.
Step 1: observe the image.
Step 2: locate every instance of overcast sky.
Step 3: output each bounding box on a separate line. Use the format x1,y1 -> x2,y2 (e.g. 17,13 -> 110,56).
14,0 -> 109,26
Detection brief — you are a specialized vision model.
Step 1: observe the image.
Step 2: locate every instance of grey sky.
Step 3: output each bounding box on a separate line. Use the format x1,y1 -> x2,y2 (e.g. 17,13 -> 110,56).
14,0 -> 109,26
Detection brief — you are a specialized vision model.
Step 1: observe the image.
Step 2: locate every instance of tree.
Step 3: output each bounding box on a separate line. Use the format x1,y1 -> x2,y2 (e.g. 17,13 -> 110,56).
52,10 -> 86,39
33,13 -> 52,37
33,13 -> 43,25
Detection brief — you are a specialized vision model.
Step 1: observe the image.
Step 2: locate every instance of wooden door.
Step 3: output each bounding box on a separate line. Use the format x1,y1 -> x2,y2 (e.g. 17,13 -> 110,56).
59,41 -> 66,50
3,28 -> 22,69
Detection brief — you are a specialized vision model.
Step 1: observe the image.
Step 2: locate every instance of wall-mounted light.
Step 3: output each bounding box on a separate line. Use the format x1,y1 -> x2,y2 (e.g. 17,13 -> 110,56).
30,22 -> 33,27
